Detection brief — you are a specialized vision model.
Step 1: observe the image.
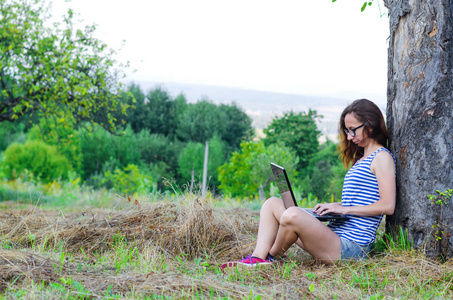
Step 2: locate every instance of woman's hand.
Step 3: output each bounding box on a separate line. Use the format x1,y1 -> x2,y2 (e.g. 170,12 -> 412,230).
313,202 -> 347,216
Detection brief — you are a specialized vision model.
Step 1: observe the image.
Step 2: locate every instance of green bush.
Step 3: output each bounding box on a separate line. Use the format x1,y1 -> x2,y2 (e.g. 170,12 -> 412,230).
218,141 -> 299,199
28,119 -> 83,175
102,164 -> 153,195
2,141 -> 73,182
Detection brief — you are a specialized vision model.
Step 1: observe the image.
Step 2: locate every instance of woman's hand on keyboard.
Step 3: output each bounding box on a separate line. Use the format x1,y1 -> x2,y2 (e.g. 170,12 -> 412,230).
313,202 -> 346,216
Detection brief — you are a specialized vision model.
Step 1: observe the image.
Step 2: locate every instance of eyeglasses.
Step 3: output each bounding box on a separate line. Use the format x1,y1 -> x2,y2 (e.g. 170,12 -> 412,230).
344,124 -> 365,137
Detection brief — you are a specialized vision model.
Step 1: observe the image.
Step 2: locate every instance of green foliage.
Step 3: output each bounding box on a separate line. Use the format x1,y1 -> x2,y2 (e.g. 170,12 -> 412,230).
328,163 -> 348,199
102,164 -> 153,195
79,124 -> 183,190
427,189 -> 453,254
174,94 -> 189,126
108,86 -> 253,191
0,121 -> 27,152
176,99 -> 225,143
428,189 -> 453,206
122,83 -> 147,133
178,142 -> 204,184
134,130 -> 180,182
218,103 -> 254,151
123,84 -> 185,139
332,0 -> 374,12
136,131 -> 176,166
218,141 -> 298,198
0,0 -> 129,132
47,277 -> 100,299
118,86 -> 252,187
2,140 -> 72,182
175,99 -> 253,151
110,126 -> 142,168
361,1 -> 374,12
79,125 -> 140,180
145,87 -> 177,136
373,226 -> 413,253
263,110 -> 322,171
178,136 -> 226,188
110,233 -> 142,274
79,125 -> 116,180
300,140 -> 346,200
28,118 -> 83,175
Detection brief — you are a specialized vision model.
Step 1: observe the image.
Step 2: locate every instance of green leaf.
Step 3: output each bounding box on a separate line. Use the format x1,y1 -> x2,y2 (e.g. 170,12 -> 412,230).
361,2 -> 367,12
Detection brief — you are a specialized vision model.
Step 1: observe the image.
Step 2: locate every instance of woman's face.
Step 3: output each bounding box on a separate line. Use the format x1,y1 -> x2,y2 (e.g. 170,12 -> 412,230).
344,113 -> 368,147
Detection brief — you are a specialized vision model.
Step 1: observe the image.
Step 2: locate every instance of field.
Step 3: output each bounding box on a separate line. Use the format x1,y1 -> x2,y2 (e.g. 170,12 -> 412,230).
1,182 -> 453,299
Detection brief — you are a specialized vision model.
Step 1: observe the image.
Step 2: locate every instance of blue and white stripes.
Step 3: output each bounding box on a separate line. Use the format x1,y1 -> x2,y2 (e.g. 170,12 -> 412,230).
328,147 -> 395,246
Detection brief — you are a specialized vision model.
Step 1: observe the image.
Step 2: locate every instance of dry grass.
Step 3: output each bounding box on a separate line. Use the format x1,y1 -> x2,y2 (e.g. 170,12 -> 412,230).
0,195 -> 256,259
1,193 -> 453,299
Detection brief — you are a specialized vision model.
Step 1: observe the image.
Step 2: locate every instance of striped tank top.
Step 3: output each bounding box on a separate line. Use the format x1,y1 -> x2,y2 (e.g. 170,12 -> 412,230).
327,147 -> 395,246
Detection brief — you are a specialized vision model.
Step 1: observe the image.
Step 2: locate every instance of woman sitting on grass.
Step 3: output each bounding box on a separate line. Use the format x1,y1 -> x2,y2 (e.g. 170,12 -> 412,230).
221,99 -> 396,271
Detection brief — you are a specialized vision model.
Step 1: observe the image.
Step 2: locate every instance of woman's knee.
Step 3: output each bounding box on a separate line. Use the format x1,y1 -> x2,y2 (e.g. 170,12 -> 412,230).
260,197 -> 287,220
279,207 -> 305,226
262,197 -> 283,211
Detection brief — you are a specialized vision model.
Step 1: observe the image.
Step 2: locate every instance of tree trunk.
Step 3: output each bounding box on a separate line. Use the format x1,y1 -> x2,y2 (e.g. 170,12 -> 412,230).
384,0 -> 453,258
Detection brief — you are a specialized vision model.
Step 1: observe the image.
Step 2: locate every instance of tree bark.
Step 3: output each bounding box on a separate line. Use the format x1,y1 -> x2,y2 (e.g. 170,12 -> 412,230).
384,0 -> 453,258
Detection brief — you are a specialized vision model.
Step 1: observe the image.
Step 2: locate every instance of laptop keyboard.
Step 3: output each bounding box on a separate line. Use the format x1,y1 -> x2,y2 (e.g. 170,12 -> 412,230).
302,208 -> 321,218
301,208 -> 349,222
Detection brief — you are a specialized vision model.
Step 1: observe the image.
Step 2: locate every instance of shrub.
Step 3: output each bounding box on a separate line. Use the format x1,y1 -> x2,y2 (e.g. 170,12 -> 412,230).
218,141 -> 299,199
102,164 -> 153,195
28,119 -> 83,175
2,141 -> 72,182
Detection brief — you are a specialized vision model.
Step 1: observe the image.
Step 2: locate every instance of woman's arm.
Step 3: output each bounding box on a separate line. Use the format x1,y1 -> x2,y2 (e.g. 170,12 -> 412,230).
314,151 -> 396,217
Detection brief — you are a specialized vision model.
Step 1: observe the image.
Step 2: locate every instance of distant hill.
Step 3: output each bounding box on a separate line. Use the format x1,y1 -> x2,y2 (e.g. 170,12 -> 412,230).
127,80 -> 386,140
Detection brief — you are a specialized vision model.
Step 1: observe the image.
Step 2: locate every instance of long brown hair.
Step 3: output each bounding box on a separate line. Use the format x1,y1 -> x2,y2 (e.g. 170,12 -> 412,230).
338,99 -> 389,168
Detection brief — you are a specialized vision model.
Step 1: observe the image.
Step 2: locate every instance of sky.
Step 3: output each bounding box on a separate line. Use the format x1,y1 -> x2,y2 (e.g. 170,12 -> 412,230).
51,0 -> 390,98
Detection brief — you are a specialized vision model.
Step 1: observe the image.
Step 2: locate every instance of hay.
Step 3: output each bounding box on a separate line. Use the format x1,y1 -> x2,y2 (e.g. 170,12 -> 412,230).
0,195 -> 256,260
0,249 -> 60,292
2,195 -> 453,298
0,195 -> 262,297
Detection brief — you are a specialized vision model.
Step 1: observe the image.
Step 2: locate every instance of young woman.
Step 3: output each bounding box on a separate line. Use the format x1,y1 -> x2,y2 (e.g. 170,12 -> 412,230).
221,99 -> 396,271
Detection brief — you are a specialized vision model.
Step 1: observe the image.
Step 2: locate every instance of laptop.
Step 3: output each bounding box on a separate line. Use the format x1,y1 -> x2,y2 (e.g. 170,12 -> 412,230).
270,163 -> 349,222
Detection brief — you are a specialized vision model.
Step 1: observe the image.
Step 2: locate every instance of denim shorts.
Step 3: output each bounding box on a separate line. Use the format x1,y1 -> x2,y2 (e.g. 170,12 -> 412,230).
339,237 -> 371,260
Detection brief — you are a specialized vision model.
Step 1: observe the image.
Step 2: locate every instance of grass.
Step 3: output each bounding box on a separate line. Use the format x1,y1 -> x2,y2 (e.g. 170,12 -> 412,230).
1,180 -> 453,299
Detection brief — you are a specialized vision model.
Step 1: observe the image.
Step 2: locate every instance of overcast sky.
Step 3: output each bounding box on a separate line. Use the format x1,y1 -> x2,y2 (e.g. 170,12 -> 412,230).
51,0 -> 390,97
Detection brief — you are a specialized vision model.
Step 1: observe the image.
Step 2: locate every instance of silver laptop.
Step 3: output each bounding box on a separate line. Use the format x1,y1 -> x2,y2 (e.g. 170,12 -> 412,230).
270,163 -> 349,222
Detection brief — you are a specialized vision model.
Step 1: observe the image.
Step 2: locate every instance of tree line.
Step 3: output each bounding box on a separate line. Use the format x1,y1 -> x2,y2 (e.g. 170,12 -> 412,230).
1,82 -> 345,200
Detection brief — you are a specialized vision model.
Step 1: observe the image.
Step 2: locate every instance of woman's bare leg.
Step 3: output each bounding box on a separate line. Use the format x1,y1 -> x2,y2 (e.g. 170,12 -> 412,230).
251,197 -> 287,259
269,207 -> 341,264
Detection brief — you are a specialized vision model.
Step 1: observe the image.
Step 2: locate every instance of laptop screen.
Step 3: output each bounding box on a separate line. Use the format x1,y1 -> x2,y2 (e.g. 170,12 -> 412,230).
270,163 -> 298,208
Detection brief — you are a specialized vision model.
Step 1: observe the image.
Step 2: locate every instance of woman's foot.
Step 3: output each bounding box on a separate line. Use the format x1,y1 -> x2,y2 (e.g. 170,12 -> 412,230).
266,253 -> 287,262
220,254 -> 272,274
